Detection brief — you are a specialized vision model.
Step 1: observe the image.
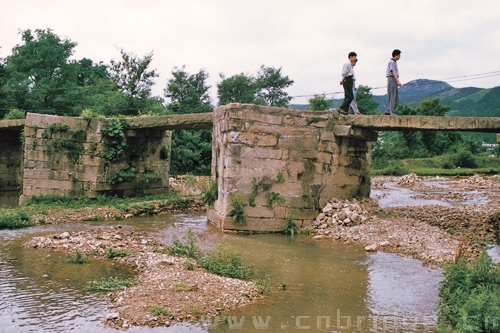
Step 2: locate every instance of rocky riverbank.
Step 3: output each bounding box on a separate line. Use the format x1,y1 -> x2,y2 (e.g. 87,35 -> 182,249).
23,226 -> 262,329
313,174 -> 500,266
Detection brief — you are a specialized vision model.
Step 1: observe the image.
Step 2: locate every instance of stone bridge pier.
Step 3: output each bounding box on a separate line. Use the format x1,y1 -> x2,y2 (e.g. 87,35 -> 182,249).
207,104 -> 377,232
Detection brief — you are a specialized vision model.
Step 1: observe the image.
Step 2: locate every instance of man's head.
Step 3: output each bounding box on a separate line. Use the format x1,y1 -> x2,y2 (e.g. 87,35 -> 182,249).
348,51 -> 357,64
392,49 -> 401,58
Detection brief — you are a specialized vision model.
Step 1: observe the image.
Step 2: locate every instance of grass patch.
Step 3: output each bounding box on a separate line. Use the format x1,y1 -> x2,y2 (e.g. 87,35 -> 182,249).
373,153 -> 500,176
106,247 -> 131,259
198,240 -> 255,279
438,250 -> 500,332
145,305 -> 170,316
66,250 -> 90,264
0,210 -> 33,229
85,276 -> 135,292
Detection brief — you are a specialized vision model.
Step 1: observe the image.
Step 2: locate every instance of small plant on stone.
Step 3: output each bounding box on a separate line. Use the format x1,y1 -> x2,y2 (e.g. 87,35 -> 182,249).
228,193 -> 247,225
202,180 -> 217,206
283,209 -> 298,236
171,283 -> 191,291
183,261 -> 195,271
185,173 -> 197,186
265,191 -> 286,208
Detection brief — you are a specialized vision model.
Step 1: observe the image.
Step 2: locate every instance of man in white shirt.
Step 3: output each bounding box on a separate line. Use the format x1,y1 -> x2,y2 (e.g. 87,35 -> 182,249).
338,51 -> 357,115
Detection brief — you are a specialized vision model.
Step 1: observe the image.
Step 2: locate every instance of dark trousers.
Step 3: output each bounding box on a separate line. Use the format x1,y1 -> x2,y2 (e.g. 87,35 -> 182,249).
339,77 -> 354,111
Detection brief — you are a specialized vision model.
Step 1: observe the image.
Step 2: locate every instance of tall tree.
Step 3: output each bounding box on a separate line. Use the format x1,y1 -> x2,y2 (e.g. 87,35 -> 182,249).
164,66 -> 213,114
256,65 -> 294,107
5,28 -> 81,115
108,49 -> 159,115
164,66 -> 213,175
217,73 -> 258,106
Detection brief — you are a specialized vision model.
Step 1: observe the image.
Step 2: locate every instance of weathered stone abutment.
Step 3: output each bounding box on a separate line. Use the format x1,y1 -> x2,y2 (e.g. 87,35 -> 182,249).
207,104 -> 377,232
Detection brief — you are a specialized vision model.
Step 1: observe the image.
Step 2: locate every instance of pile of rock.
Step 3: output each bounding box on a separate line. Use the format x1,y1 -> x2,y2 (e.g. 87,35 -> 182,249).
396,173 -> 421,187
459,174 -> 494,188
314,198 -> 375,230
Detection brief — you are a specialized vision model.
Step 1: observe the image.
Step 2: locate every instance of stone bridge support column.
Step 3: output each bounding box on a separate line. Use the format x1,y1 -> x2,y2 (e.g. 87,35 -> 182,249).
207,104 -> 377,233
20,113 -> 171,203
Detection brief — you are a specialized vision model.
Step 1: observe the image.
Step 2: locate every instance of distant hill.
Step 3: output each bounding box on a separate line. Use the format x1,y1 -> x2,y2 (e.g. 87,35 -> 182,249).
291,79 -> 500,118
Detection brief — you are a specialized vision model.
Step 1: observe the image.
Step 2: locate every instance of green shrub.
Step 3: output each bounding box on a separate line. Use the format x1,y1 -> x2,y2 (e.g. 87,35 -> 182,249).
0,210 -> 33,229
438,250 -> 500,332
107,164 -> 137,185
202,180 -> 217,206
105,247 -> 131,259
4,108 -> 26,120
453,150 -> 478,168
198,241 -> 255,279
101,119 -> 128,163
66,250 -> 90,264
168,228 -> 201,259
228,193 -> 247,225
283,209 -> 298,236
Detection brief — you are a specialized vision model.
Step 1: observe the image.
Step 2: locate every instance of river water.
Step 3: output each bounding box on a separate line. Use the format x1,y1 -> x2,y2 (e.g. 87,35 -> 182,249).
1,181 -> 475,332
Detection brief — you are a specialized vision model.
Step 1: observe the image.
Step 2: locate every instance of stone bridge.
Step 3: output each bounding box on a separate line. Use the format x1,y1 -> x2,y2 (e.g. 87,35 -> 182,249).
1,104 -> 500,232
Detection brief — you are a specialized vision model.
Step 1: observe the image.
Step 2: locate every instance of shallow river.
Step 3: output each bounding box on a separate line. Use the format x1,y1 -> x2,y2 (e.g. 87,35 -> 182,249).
3,180 -> 481,332
0,213 -> 441,332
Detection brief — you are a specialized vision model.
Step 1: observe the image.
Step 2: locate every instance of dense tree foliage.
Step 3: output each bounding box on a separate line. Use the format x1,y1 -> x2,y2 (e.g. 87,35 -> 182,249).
164,66 -> 214,175
308,94 -> 333,110
0,29 -> 164,118
217,66 -> 293,107
355,85 -> 378,114
108,49 -> 159,115
164,66 -> 212,114
372,98 -> 478,169
255,65 -> 293,107
217,73 -> 259,105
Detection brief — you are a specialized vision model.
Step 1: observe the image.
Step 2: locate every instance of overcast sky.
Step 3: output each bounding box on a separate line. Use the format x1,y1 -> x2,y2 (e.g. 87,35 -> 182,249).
1,0 -> 499,105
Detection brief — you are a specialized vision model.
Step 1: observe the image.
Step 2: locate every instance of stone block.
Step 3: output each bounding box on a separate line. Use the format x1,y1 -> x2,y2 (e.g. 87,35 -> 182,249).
222,217 -> 284,232
279,135 -> 319,151
246,206 -> 275,218
240,146 -> 284,160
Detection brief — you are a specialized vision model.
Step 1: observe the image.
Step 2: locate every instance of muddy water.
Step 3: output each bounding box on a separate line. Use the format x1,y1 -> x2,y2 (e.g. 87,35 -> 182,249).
0,212 -> 441,332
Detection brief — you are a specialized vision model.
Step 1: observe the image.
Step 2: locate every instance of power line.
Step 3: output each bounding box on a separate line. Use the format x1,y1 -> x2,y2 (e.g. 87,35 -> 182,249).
289,70 -> 500,100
